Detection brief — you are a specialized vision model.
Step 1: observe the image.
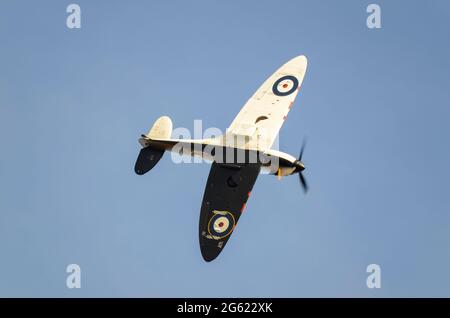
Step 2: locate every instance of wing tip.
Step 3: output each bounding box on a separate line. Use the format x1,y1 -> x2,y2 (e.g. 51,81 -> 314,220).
200,245 -> 222,262
292,55 -> 308,67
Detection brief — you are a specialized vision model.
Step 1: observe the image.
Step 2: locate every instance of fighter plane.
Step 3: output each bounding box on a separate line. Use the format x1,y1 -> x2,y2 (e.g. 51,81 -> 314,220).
134,55 -> 309,262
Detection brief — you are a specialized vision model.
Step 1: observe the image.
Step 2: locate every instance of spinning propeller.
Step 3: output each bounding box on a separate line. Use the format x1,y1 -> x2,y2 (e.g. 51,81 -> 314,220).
293,139 -> 308,193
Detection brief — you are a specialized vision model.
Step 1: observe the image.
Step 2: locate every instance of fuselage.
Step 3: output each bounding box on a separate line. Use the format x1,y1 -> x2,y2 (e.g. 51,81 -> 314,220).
138,135 -> 304,177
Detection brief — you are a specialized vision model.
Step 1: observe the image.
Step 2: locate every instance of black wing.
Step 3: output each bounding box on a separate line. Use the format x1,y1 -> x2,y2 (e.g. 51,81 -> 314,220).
199,162 -> 260,262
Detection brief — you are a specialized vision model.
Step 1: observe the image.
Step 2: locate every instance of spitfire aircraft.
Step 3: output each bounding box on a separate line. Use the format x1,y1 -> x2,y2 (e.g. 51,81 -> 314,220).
135,55 -> 309,262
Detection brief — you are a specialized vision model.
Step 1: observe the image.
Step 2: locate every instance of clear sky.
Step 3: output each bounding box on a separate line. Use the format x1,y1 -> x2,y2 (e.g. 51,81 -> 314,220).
1,0 -> 450,297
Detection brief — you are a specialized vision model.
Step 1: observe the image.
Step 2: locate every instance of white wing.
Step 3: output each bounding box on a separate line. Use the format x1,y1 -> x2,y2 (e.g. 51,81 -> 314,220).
227,55 -> 307,150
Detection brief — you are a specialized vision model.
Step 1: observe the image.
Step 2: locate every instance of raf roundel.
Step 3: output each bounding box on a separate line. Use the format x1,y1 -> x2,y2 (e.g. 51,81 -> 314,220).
272,75 -> 299,97
208,211 -> 236,239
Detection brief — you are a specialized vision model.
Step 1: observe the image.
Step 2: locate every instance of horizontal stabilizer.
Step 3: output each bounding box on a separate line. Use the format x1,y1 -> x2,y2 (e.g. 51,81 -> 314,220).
134,146 -> 165,175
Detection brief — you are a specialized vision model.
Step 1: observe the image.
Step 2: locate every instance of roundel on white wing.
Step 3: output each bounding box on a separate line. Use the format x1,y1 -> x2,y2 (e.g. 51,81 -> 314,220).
272,75 -> 299,97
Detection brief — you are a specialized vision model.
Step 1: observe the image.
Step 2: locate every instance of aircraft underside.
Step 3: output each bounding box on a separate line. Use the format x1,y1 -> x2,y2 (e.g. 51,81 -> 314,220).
135,55 -> 309,261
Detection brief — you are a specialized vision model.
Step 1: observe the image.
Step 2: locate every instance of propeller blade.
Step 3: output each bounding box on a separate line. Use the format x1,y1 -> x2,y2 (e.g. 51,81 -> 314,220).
299,138 -> 307,161
299,172 -> 308,193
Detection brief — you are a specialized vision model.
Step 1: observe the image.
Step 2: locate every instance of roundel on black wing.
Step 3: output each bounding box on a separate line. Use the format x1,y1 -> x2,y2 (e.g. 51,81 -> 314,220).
272,75 -> 299,97
207,211 -> 236,239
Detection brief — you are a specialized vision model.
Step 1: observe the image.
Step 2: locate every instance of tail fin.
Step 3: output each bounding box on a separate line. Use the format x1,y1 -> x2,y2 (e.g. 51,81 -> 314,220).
134,116 -> 172,175
147,116 -> 172,139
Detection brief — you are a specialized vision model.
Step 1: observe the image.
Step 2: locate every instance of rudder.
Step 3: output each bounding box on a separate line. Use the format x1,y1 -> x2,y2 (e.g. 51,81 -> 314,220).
147,116 -> 172,140
134,116 -> 172,175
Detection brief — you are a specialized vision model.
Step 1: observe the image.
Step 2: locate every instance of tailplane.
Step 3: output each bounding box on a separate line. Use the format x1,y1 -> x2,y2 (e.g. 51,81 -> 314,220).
134,116 -> 172,175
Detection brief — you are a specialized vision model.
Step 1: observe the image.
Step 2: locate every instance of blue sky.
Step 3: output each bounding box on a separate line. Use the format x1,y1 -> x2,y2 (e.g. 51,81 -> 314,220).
1,0 -> 450,297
